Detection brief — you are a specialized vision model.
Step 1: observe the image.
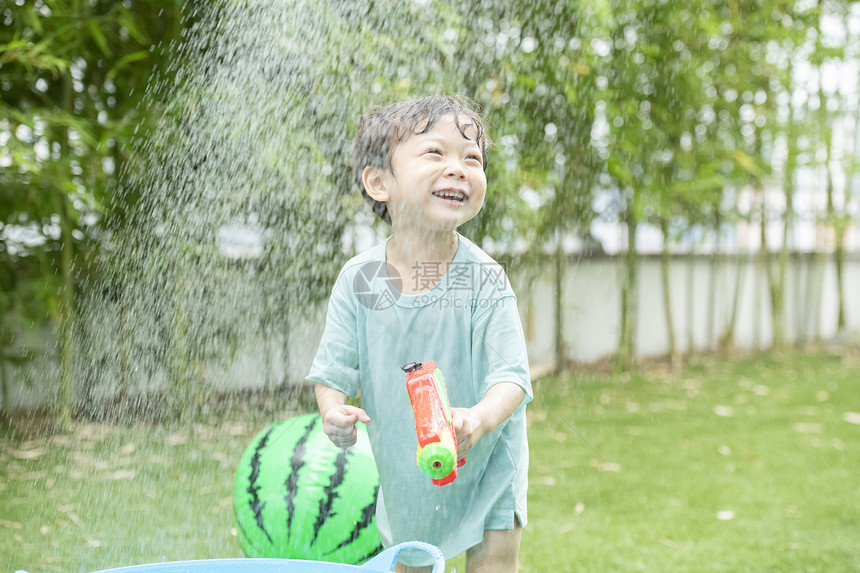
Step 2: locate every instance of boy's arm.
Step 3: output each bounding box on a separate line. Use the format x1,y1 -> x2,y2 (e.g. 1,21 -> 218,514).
452,381 -> 526,460
314,383 -> 371,448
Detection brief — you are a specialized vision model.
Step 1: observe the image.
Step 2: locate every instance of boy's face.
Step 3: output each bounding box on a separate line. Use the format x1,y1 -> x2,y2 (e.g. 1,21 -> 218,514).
368,113 -> 487,233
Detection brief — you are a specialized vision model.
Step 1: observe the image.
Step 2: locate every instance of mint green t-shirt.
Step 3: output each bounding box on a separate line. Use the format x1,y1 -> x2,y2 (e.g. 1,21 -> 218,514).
307,233 -> 532,566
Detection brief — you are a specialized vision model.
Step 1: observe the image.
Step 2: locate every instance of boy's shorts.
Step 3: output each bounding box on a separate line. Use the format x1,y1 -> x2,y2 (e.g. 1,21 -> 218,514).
484,487 -> 525,530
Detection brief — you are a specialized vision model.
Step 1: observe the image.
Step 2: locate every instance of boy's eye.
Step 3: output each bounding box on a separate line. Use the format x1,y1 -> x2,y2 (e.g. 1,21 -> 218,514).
467,154 -> 482,165
426,149 -> 442,156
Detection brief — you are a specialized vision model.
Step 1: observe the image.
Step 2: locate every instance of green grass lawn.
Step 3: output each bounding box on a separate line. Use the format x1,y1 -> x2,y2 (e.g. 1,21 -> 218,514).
522,351 -> 860,572
2,351 -> 859,572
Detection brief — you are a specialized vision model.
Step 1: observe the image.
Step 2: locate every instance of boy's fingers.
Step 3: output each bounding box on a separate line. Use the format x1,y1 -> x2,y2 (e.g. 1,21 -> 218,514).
451,408 -> 468,435
323,407 -> 369,448
343,406 -> 371,423
335,426 -> 358,447
453,416 -> 463,433
324,425 -> 355,446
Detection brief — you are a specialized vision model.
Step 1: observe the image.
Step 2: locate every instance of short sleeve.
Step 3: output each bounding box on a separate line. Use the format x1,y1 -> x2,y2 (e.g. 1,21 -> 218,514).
471,295 -> 533,402
306,273 -> 360,397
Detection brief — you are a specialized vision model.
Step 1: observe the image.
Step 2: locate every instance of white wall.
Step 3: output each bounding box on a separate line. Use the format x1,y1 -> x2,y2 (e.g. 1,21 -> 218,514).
5,254 -> 860,410
516,253 -> 860,367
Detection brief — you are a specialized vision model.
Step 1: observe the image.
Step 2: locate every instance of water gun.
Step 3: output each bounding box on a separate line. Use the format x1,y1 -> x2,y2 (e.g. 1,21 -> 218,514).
402,360 -> 465,486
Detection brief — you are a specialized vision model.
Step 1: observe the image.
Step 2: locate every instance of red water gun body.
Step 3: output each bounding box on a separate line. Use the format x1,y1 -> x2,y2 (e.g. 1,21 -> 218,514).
402,361 -> 465,486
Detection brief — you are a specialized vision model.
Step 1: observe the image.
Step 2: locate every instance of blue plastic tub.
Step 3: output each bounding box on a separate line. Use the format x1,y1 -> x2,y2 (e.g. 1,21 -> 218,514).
83,542 -> 445,573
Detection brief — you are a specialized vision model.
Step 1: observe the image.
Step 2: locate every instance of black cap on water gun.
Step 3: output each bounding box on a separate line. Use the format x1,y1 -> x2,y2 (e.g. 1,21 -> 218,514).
401,362 -> 423,373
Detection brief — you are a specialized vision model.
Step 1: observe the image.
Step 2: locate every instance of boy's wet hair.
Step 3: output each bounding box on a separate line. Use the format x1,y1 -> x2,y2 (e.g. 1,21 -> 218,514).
354,94 -> 490,225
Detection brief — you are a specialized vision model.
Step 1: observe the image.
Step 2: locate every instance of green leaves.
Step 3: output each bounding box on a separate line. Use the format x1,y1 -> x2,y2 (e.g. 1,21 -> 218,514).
87,20 -> 111,57
0,38 -> 70,76
107,50 -> 151,80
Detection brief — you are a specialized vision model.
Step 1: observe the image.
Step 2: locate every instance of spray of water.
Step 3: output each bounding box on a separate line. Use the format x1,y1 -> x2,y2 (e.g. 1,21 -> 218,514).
74,1 -> 437,421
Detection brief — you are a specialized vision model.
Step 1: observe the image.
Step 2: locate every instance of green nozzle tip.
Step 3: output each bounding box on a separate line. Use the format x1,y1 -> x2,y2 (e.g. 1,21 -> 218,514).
418,443 -> 456,479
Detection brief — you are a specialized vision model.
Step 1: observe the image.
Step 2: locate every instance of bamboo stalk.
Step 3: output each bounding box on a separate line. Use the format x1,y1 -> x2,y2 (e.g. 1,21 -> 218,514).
660,220 -> 679,369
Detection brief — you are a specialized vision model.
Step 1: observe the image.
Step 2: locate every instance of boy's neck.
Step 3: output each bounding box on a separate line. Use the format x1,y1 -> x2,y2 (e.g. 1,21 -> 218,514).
386,229 -> 459,270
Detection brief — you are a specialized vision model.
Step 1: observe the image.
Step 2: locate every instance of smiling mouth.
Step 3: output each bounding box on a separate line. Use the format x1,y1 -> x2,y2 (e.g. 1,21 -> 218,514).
432,189 -> 468,203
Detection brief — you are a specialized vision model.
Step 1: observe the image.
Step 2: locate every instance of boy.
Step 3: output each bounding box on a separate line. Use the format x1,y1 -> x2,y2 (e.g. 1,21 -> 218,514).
307,95 -> 531,572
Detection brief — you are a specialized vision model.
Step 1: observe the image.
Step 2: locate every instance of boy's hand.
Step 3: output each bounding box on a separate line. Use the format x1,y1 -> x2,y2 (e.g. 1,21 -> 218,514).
452,407 -> 484,460
452,382 -> 526,460
314,383 -> 371,448
322,405 -> 371,448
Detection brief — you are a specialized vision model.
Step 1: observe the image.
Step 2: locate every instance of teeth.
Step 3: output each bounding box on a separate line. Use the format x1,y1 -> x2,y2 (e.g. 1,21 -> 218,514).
434,191 -> 465,201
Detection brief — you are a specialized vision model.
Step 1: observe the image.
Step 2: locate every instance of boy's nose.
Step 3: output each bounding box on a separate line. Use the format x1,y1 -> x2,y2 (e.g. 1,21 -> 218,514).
446,165 -> 467,179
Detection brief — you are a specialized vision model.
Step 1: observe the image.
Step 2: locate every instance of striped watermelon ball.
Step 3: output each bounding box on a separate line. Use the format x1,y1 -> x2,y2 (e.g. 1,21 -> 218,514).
234,413 -> 382,564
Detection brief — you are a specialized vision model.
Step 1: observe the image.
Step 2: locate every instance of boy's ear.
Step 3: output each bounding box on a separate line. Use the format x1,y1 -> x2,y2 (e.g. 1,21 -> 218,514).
362,166 -> 391,202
